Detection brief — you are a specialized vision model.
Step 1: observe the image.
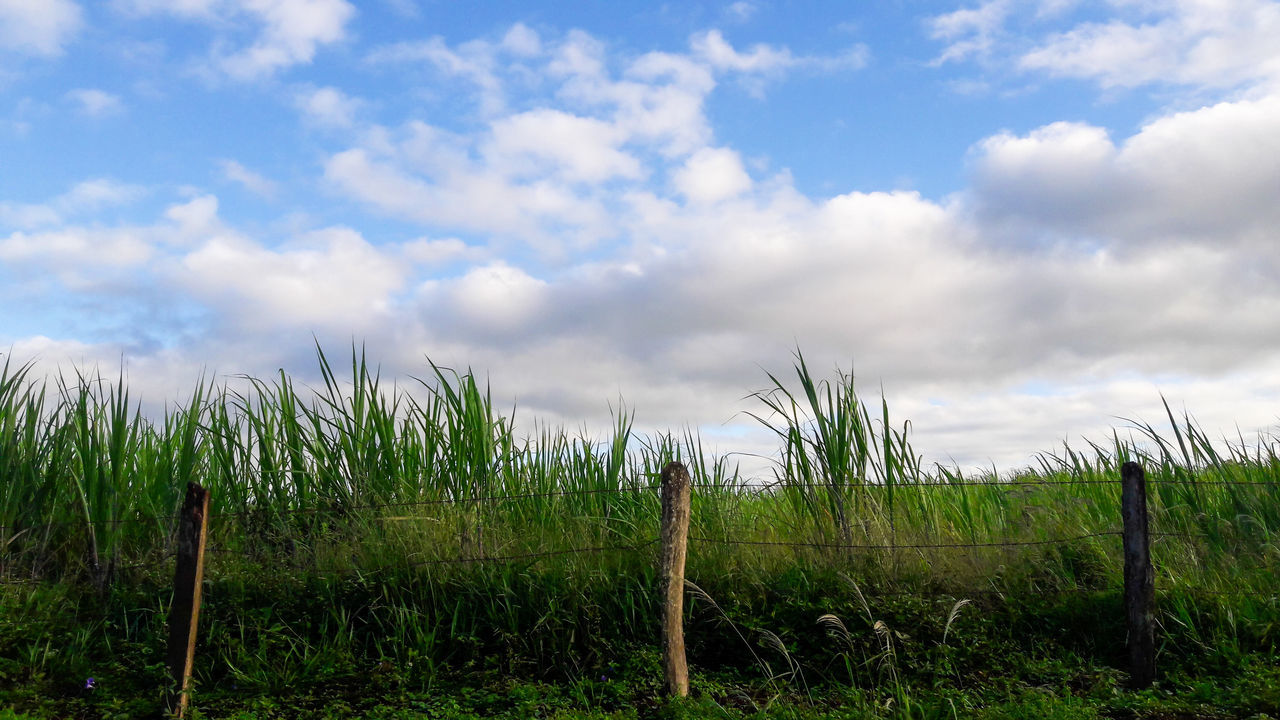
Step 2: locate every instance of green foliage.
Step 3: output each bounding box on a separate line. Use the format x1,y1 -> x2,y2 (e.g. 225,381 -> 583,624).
1,345 -> 1278,718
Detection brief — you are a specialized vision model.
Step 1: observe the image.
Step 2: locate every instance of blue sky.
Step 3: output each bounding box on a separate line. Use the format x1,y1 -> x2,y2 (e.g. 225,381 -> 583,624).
3,0 -> 1280,472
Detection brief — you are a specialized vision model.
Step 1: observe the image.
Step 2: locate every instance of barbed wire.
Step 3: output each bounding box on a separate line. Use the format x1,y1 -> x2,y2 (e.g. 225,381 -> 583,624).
403,538 -> 659,567
200,538 -> 660,567
824,586 -> 1280,600
812,586 -> 1114,599
1,513 -> 1254,549
1163,588 -> 1280,599
689,530 -> 1124,552
0,512 -> 177,534
0,554 -> 171,586
741,478 -> 1278,491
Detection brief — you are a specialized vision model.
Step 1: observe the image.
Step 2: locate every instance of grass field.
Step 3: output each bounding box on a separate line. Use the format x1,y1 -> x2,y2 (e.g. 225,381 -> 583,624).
1,346 -> 1277,718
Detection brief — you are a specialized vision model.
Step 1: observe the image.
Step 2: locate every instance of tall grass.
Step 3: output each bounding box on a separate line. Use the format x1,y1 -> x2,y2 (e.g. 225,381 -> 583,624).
3,344 -> 1279,709
2,345 -> 1278,591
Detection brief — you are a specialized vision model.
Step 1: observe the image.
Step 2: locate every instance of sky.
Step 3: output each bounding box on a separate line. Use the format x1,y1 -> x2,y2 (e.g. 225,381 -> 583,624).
2,0 -> 1279,476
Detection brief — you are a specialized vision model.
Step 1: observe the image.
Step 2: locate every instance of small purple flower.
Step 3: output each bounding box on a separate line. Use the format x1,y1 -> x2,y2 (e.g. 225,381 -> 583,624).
600,675 -> 607,682
84,677 -> 96,691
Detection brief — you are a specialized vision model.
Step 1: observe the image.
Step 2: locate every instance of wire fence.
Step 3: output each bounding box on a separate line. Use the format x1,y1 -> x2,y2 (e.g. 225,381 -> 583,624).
690,530 -> 1125,552
1,471 -> 1275,596
4,473 -> 1276,536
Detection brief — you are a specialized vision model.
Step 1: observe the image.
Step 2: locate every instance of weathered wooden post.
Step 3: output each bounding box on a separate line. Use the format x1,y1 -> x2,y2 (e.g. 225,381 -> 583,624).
1121,461 -> 1155,688
166,482 -> 210,718
659,461 -> 692,697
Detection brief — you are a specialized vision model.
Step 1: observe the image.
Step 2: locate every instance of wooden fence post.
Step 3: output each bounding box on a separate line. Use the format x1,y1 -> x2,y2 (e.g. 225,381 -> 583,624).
166,482 -> 210,718
1121,461 -> 1155,688
659,461 -> 692,697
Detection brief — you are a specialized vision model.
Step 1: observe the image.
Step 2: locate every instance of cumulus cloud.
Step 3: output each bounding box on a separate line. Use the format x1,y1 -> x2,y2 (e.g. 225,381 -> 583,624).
486,109 -> 642,183
321,20 -> 1280,470
930,0 -> 1280,94
9,20 -> 1280,476
672,147 -> 752,204
401,237 -> 487,266
178,226 -> 406,331
501,22 -> 541,57
334,26 -> 869,250
119,0 -> 355,79
0,0 -> 82,57
437,262 -> 549,339
1020,0 -> 1280,91
968,94 -> 1280,243
164,195 -> 221,238
0,227 -> 154,292
324,144 -> 613,251
295,85 -> 362,128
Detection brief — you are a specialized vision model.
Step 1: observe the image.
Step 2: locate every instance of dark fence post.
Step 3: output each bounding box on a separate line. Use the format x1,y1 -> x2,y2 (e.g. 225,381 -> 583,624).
659,461 -> 691,697
166,482 -> 210,718
1121,461 -> 1155,688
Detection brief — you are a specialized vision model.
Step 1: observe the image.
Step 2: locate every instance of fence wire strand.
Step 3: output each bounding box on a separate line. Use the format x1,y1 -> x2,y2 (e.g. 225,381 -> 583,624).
689,530 -> 1124,552
403,538 -> 658,568
4,473 -> 1277,535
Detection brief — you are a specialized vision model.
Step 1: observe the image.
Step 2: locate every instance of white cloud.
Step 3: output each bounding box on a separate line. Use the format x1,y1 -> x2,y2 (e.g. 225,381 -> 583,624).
1019,0 -> 1280,90
401,237 -> 486,265
334,29 -> 842,244
0,203 -> 59,229
368,36 -> 506,115
968,94 -> 1280,243
295,86 -> 362,128
501,22 -> 542,57
164,195 -> 221,240
439,262 -> 548,337
219,159 -> 278,198
0,178 -> 144,230
66,88 -> 124,116
120,0 -> 355,80
486,109 -> 642,183
179,225 -> 406,331
0,227 -> 154,287
672,147 -> 752,204
223,0 -> 356,79
692,29 -> 869,74
930,0 -> 1280,93
691,29 -> 794,73
59,178 -> 145,211
0,0 -> 82,56
324,145 -> 613,250
928,0 -> 1014,64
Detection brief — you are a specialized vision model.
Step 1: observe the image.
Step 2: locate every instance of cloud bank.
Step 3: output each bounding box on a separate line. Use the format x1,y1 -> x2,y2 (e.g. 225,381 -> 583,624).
4,10 -> 1280,476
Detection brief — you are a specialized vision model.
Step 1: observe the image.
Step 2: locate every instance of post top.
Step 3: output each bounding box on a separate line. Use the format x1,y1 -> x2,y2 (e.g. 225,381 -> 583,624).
660,461 -> 690,489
